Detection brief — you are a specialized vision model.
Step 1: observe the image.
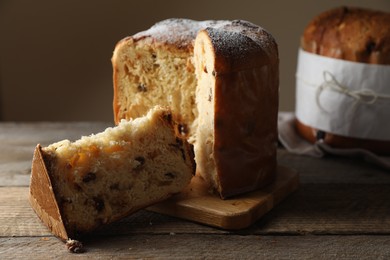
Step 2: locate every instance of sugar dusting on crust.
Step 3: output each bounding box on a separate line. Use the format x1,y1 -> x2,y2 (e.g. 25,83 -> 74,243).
133,19 -> 277,59
206,20 -> 278,62
133,18 -> 228,49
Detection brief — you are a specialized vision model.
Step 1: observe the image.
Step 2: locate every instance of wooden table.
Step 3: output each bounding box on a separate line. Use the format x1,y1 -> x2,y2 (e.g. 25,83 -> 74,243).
1,122 -> 390,259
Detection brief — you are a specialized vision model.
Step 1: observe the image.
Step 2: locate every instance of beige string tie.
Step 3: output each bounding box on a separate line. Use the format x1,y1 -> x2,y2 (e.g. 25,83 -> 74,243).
315,71 -> 383,113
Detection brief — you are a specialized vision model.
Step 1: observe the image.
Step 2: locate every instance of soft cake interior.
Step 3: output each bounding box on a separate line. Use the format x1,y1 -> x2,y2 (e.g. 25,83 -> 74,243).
114,31 -> 220,190
114,38 -> 198,138
193,32 -> 219,192
42,108 -> 193,236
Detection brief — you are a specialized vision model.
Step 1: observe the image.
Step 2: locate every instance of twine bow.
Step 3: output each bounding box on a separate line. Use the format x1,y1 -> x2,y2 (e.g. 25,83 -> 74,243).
316,71 -> 380,113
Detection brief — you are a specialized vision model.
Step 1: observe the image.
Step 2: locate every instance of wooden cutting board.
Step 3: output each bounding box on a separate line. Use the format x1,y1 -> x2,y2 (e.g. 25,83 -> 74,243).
148,165 -> 299,230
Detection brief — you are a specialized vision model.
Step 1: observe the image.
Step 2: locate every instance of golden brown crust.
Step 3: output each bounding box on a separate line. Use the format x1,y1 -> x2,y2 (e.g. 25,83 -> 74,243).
301,6 -> 390,64
205,24 -> 278,198
214,70 -> 278,198
297,7 -> 390,154
204,20 -> 278,74
295,120 -> 390,155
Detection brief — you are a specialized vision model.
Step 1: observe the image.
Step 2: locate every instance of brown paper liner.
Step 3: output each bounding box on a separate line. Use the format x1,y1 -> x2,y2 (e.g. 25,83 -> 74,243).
29,144 -> 69,241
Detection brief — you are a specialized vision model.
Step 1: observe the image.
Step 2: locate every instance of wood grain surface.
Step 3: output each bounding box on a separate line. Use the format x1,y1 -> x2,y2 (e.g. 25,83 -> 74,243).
0,122 -> 390,259
148,166 -> 299,230
1,235 -> 390,259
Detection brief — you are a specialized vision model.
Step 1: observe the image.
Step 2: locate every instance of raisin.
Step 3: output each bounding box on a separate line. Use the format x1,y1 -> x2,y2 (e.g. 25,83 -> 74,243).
82,172 -> 96,183
170,138 -> 186,161
212,70 -> 216,76
93,197 -> 105,212
137,83 -> 147,92
163,112 -> 173,124
109,183 -> 119,190
316,130 -> 326,141
175,137 -> 183,146
159,173 -> 176,185
135,156 -> 145,168
203,66 -> 208,73
165,172 -> 176,179
366,41 -> 376,53
178,148 -> 185,161
66,239 -> 84,254
135,156 -> 145,164
60,197 -> 72,206
152,53 -> 157,59
178,124 -> 188,136
74,183 -> 82,191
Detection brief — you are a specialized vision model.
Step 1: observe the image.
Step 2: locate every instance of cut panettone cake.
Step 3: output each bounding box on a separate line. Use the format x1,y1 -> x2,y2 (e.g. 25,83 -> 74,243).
29,106 -> 195,240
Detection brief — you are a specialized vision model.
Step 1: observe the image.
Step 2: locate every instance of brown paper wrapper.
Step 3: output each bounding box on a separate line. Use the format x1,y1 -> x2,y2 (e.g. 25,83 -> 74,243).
29,144 -> 69,241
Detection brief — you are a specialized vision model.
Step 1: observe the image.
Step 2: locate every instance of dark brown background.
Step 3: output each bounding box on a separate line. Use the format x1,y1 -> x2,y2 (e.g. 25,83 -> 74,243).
1,0 -> 389,121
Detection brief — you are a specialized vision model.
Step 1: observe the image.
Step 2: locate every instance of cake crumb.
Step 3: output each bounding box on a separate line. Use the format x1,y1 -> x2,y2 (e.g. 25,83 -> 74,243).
66,238 -> 85,253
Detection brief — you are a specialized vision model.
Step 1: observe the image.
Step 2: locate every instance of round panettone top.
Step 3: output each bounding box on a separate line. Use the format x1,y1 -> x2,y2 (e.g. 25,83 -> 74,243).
301,6 -> 390,65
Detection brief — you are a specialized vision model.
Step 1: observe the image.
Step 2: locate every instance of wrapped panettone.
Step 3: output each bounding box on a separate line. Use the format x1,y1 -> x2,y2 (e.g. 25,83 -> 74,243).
295,6 -> 390,154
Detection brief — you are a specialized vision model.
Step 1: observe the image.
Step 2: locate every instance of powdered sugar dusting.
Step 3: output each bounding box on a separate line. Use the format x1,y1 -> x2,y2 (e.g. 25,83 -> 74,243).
130,18 -> 277,63
134,19 -> 228,49
206,20 -> 278,62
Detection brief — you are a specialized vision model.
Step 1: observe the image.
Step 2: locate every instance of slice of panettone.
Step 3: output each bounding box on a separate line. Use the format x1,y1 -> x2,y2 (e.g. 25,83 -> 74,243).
29,106 -> 195,240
